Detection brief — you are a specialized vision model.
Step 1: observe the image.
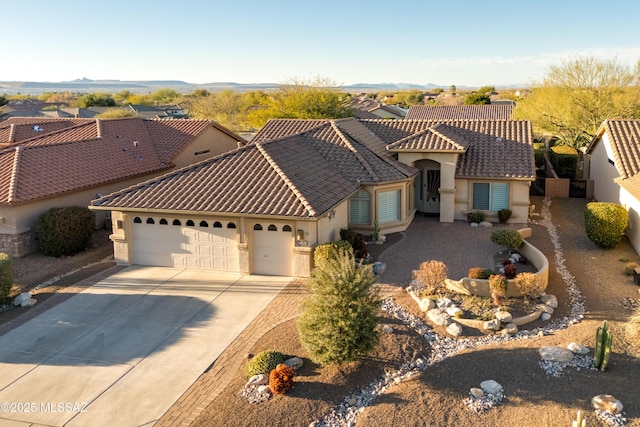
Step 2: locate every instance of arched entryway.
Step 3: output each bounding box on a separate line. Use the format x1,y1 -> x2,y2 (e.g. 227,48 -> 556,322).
414,159 -> 441,215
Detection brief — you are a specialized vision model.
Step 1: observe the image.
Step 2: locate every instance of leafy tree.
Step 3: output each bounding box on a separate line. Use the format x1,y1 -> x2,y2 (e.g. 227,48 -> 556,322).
464,92 -> 491,105
387,90 -> 424,108
0,95 -> 6,106
151,88 -> 179,104
73,92 -> 116,108
46,91 -> 75,104
95,108 -> 137,118
450,84 -> 457,95
246,76 -> 354,128
192,89 -> 210,97
514,56 -> 640,148
297,247 -> 380,365
477,85 -> 495,95
190,89 -> 254,131
113,90 -> 133,105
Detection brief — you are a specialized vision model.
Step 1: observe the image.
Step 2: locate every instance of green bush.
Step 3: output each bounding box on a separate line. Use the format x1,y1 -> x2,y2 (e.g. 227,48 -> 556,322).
339,228 -> 356,245
498,209 -> 512,224
0,253 -> 12,300
534,149 -> 545,168
468,267 -> 493,279
36,206 -> 96,257
584,202 -> 628,249
549,145 -> 578,179
245,350 -> 287,378
298,247 -> 380,365
313,240 -> 352,266
467,210 -> 485,223
490,229 -> 523,250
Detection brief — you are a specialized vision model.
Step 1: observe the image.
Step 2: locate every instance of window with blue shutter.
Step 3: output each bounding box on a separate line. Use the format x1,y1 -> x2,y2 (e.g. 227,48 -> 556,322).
378,190 -> 400,223
473,182 -> 509,210
350,189 -> 370,224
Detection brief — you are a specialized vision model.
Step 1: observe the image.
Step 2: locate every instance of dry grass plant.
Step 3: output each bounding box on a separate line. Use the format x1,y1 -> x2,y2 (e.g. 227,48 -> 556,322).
514,272 -> 545,300
415,260 -> 448,296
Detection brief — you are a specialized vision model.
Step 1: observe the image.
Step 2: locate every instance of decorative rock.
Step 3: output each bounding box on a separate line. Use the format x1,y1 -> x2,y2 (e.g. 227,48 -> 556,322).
436,297 -> 453,309
245,353 -> 254,360
537,330 -> 545,337
536,303 -> 554,314
470,222 -> 479,227
500,322 -> 518,335
257,385 -> 271,394
246,374 -> 269,386
284,356 -> 304,371
372,262 -> 386,275
539,346 -> 574,363
540,294 -> 558,309
495,311 -> 513,323
567,342 -> 589,355
541,313 -> 552,321
382,325 -> 393,334
480,379 -> 502,395
511,253 -> 522,262
446,323 -> 463,336
14,292 -> 34,307
592,394 -> 623,414
483,319 -> 501,331
427,308 -> 451,326
479,221 -> 493,227
418,298 -> 435,312
470,388 -> 484,398
446,306 -> 463,317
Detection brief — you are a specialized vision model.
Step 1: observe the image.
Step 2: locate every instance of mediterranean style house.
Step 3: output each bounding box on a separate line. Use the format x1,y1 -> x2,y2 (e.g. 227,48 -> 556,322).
92,117 -> 534,277
0,117 -> 245,256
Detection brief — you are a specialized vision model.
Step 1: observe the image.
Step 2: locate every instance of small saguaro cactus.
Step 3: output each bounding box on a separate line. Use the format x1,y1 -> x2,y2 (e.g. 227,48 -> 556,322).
593,320 -> 613,371
572,410 -> 586,427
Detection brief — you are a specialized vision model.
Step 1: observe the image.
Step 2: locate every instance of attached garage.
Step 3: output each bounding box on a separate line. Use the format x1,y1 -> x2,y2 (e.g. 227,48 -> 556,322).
252,222 -> 294,276
132,216 -> 239,271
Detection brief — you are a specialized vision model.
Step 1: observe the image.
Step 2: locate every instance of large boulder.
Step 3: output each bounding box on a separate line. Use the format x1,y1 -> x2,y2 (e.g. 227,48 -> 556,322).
539,346 -> 574,363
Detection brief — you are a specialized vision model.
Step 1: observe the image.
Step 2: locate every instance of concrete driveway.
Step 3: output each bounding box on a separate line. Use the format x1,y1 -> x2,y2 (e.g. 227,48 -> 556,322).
0,266 -> 291,426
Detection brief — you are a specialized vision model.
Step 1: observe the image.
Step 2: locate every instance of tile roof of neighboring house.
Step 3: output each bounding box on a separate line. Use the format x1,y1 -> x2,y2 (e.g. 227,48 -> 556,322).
0,118 -> 243,205
91,121 -> 418,217
0,117 -> 91,144
587,119 -> 640,180
405,105 -> 514,120
348,97 -> 406,118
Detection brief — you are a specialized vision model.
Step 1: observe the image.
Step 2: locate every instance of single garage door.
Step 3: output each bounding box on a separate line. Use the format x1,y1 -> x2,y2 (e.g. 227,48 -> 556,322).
252,222 -> 294,276
132,216 -> 239,271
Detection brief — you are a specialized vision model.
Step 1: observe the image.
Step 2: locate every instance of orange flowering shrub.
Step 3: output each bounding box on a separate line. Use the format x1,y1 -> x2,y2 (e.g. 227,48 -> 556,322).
269,364 -> 295,395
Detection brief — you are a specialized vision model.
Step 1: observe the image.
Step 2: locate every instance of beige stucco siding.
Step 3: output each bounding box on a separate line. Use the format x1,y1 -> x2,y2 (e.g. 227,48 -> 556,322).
171,127 -> 243,168
589,136 -> 622,204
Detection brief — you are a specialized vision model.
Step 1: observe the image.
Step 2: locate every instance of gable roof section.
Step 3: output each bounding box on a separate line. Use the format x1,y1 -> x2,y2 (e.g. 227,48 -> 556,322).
0,117 -> 92,144
0,118 -> 244,205
387,123 -> 471,152
587,120 -> 640,180
406,105 -> 514,121
92,122 -> 417,217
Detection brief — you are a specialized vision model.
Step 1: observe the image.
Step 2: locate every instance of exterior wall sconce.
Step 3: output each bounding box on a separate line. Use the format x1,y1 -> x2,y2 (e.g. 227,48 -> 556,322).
296,229 -> 308,247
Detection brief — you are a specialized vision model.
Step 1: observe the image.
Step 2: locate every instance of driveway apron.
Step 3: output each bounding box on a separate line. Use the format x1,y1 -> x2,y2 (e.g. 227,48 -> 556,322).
0,266 -> 290,426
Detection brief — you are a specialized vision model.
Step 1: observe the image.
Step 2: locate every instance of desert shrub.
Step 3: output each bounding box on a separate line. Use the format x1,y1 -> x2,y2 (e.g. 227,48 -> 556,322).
498,209 -> 512,224
245,350 -> 287,378
0,253 -> 12,300
514,272 -> 544,300
36,206 -> 96,257
352,233 -> 368,261
467,210 -> 485,223
460,295 -> 495,320
584,202 -> 628,249
534,149 -> 545,169
415,260 -> 448,295
489,274 -> 508,306
549,144 -> 578,179
490,229 -> 523,250
339,228 -> 356,245
626,307 -> 640,348
624,262 -> 639,276
269,364 -> 295,395
313,240 -> 352,266
298,247 -> 380,365
468,267 -> 492,279
503,263 -> 517,279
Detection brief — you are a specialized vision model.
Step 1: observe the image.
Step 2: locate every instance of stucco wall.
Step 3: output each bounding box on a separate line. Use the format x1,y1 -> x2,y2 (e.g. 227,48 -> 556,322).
589,136 -> 622,204
171,126 -> 243,168
454,179 -> 531,223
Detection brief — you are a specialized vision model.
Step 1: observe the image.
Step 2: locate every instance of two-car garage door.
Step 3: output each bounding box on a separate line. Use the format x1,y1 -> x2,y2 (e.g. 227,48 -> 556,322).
131,216 -> 294,276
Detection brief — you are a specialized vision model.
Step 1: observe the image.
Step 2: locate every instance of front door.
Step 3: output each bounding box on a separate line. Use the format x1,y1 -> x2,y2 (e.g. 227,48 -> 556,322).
415,160 -> 441,214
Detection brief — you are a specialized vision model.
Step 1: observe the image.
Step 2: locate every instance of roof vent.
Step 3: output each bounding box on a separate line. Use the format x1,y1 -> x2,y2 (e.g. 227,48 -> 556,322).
496,137 -> 503,142
33,125 -> 43,132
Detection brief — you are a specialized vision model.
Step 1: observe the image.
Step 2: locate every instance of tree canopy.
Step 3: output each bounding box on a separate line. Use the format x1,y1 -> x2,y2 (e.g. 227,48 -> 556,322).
514,56 -> 640,148
464,92 -> 491,105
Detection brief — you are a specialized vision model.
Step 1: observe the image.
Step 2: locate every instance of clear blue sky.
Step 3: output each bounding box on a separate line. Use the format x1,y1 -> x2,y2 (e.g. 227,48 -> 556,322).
4,0 -> 640,87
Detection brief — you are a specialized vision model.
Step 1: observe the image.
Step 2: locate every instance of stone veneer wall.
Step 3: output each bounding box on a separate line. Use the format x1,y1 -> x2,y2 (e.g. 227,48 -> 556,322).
0,231 -> 32,257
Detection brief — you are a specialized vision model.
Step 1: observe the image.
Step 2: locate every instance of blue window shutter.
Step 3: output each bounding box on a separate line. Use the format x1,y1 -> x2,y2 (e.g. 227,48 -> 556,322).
472,183 -> 490,210
350,190 -> 370,224
378,190 -> 400,223
490,183 -> 509,210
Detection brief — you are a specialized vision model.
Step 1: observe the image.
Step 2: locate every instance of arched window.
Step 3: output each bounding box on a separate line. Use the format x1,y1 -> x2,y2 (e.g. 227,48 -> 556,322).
213,221 -> 223,228
228,222 -> 237,229
133,217 -> 142,224
199,220 -> 208,227
350,189 -> 370,224
146,218 -> 155,224
173,219 -> 181,226
186,220 -> 195,226
253,224 -> 263,231
282,225 -> 292,232
159,218 -> 168,225
268,224 -> 277,231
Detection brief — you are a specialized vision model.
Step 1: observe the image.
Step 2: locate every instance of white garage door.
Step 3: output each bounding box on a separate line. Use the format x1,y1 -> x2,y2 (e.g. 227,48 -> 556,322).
132,217 -> 239,271
252,222 -> 294,276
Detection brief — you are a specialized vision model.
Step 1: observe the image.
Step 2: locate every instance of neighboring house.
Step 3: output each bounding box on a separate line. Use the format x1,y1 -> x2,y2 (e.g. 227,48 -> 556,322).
585,119 -> 640,253
127,104 -> 188,119
405,104 -> 514,120
91,117 -> 534,277
349,96 -> 406,119
0,117 -> 245,257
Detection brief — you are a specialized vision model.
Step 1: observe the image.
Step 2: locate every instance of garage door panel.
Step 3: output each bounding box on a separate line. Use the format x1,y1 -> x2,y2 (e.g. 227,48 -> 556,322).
253,224 -> 293,276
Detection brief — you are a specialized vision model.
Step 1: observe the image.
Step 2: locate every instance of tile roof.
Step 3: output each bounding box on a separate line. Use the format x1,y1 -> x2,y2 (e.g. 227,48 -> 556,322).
92,121 -> 418,217
405,105 -> 514,120
588,119 -> 640,179
0,118 -> 242,205
0,117 -> 91,144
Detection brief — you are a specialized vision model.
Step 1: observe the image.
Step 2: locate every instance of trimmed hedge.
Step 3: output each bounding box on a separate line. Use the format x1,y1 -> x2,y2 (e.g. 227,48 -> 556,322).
313,240 -> 352,266
36,206 -> 96,257
0,253 -> 12,300
490,229 -> 523,250
549,145 -> 578,179
584,202 -> 628,249
245,350 -> 287,378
